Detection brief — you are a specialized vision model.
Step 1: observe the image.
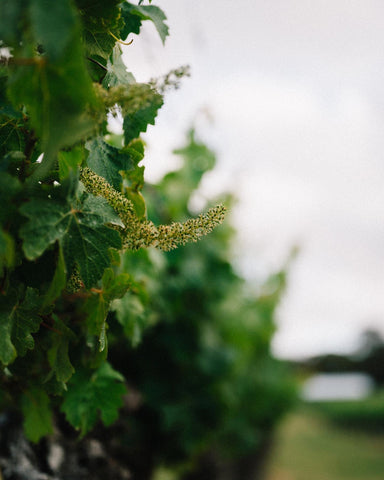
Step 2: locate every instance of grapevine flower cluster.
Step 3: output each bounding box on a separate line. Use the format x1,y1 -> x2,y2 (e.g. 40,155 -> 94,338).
80,167 -> 226,251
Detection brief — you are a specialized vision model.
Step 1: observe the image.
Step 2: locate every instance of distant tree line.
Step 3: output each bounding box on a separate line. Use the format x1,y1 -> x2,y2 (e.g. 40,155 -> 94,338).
291,329 -> 384,387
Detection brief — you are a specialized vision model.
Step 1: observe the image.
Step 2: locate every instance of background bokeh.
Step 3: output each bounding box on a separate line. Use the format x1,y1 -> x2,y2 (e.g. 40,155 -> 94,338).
120,0 -> 384,359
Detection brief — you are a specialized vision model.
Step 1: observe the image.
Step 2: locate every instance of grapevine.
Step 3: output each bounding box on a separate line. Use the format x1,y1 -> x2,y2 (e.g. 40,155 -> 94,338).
0,0 -> 225,442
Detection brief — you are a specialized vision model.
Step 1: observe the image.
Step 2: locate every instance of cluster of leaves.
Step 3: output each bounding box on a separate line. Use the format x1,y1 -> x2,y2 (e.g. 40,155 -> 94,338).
105,132 -> 297,478
0,0 -> 225,442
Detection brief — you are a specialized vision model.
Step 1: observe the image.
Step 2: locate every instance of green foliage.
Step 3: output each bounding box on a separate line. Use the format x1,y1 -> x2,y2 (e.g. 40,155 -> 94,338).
21,388 -> 53,443
102,45 -> 136,88
6,0 -> 96,183
76,0 -> 122,60
0,288 -> 42,365
61,362 -> 126,437
46,314 -> 76,383
122,84 -> 164,144
84,268 -> 132,351
20,174 -> 123,288
106,132 -> 297,476
0,0 -> 224,443
121,2 -> 169,44
86,137 -> 136,190
1,6 -> 294,476
311,391 -> 384,433
0,229 -> 15,277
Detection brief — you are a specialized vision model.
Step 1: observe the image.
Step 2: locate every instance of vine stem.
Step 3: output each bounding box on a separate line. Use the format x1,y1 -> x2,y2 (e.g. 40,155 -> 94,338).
87,56 -> 108,72
40,321 -> 63,335
108,31 -> 133,45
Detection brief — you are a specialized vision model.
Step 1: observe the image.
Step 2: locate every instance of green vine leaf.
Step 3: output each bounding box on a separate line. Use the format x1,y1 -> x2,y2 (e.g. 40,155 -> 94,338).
0,173 -> 21,224
0,229 -> 15,277
85,268 -> 131,351
113,290 -> 150,347
6,0 -> 97,182
21,388 -> 53,443
61,361 -> 126,437
47,315 -> 76,383
121,2 -> 169,44
102,45 -> 135,88
42,246 -> 66,308
0,119 -> 24,159
58,146 -> 84,181
125,138 -> 146,190
123,86 -> 163,144
76,0 -> 122,60
0,288 -> 42,365
86,293 -> 108,352
30,0 -> 79,61
0,310 -> 16,366
19,175 -> 122,288
101,268 -> 132,300
0,0 -> 24,48
86,137 -> 136,190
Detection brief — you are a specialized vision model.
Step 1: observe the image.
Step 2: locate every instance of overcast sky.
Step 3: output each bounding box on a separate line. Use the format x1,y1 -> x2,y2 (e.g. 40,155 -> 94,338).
122,0 -> 384,359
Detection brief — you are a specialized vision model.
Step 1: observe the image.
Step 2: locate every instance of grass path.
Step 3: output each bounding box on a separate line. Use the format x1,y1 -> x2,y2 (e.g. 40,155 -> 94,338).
264,409 -> 384,480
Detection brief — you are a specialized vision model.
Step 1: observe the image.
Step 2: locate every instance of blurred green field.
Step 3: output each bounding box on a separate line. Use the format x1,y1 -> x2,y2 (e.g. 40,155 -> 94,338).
311,391 -> 384,433
264,406 -> 384,480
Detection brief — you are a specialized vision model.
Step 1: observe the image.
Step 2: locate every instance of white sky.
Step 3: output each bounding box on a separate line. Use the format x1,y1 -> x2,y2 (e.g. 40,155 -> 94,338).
121,0 -> 384,359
